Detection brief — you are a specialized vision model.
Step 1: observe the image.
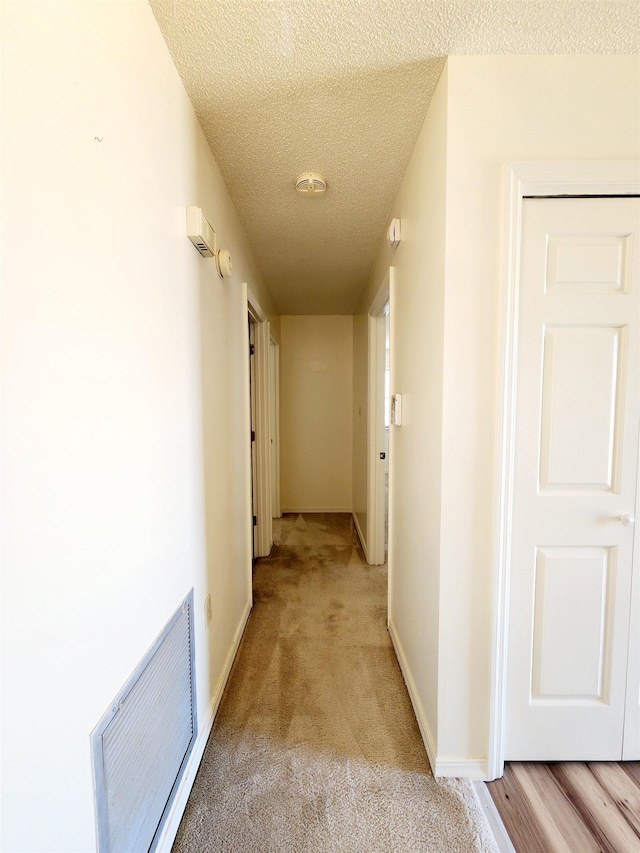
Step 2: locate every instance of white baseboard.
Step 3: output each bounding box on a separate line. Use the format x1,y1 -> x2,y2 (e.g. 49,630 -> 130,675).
280,506 -> 353,514
156,599 -> 252,852
434,757 -> 489,779
388,618 -> 489,780
352,512 -> 370,563
388,617 -> 438,774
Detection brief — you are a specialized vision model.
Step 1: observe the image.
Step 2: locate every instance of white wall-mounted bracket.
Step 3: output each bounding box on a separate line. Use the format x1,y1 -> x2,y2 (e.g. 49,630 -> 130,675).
186,206 -> 216,257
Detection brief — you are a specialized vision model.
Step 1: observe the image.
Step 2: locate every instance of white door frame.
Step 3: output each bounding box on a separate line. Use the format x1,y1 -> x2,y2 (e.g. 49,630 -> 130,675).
248,289 -> 273,558
488,160 -> 640,780
367,269 -> 392,566
269,335 -> 282,520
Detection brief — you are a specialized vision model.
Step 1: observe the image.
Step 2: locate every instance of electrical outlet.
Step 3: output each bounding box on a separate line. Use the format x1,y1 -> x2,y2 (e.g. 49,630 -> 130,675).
204,594 -> 212,626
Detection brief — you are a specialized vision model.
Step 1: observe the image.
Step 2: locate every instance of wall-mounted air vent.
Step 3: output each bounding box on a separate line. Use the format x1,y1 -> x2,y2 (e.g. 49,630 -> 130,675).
186,206 -> 216,257
92,590 -> 197,852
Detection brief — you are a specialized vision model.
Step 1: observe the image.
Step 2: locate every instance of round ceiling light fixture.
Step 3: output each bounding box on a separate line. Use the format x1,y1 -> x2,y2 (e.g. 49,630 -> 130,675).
295,172 -> 327,195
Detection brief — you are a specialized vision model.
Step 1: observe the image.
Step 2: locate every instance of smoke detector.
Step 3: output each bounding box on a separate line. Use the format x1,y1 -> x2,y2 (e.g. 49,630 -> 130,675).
295,172 -> 327,195
216,249 -> 233,278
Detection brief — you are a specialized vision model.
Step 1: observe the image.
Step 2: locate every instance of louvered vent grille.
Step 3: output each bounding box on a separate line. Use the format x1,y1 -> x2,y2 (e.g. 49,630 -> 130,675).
92,590 -> 196,853
295,172 -> 327,194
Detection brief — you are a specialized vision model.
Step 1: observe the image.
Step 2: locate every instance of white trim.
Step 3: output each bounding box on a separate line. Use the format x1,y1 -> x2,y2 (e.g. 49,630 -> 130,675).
387,268 -> 397,620
623,423 -> 640,758
247,284 -> 273,558
369,272 -> 391,318
502,159 -> 640,198
489,160 -> 640,781
472,783 -> 517,853
434,758 -> 488,780
247,286 -> 267,322
391,615 -> 490,780
365,270 -> 391,566
269,337 -> 282,519
352,511 -> 370,563
156,600 -> 252,852
388,617 -> 437,775
366,313 -> 387,565
249,320 -> 259,557
239,282 -> 255,577
281,506 -> 353,514
253,320 -> 272,557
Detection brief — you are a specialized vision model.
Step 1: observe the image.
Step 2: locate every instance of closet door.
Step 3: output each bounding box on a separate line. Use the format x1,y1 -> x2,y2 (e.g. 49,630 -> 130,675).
506,197 -> 640,760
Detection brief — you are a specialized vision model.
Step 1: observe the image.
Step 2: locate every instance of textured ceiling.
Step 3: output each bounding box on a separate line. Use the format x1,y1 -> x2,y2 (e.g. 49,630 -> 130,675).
149,1 -> 640,314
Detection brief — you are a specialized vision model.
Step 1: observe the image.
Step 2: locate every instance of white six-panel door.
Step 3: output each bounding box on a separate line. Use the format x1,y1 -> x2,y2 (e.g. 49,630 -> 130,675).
506,197 -> 640,761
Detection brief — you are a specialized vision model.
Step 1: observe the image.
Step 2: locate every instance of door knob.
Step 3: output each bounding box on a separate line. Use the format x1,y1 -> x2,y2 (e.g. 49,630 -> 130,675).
620,512 -> 636,527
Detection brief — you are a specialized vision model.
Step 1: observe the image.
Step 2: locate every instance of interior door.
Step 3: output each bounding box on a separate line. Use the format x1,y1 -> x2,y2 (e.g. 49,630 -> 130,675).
506,196 -> 640,761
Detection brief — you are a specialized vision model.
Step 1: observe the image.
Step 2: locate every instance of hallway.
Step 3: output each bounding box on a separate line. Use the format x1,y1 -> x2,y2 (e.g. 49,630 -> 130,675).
172,514 -> 497,852
3,4 -> 639,850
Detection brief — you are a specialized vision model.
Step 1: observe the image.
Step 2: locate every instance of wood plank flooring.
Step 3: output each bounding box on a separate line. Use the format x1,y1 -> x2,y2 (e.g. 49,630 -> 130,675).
486,762 -> 640,853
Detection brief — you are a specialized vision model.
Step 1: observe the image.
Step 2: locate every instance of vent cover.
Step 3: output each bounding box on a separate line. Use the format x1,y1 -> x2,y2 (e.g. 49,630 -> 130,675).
92,590 -> 196,853
295,172 -> 327,195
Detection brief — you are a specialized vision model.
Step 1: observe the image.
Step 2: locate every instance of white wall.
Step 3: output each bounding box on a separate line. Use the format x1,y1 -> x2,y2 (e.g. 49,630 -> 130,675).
280,316 -> 353,512
438,54 -> 640,767
357,63 -> 449,758
358,54 -> 640,776
0,2 -> 276,850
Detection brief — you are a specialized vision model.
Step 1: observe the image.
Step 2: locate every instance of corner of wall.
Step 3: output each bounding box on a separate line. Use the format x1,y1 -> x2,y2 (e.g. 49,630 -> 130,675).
387,617 -> 438,773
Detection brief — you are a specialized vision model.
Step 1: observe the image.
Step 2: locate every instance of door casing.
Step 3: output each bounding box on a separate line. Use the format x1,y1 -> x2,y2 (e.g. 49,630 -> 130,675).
489,160 -> 640,781
365,269 -> 392,566
248,289 -> 273,558
269,336 -> 281,520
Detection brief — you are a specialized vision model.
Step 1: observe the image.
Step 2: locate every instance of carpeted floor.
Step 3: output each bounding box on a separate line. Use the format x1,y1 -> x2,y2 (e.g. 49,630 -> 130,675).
172,513 -> 499,852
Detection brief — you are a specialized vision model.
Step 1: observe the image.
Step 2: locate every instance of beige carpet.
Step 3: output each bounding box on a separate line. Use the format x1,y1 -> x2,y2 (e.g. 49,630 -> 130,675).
173,513 -> 499,852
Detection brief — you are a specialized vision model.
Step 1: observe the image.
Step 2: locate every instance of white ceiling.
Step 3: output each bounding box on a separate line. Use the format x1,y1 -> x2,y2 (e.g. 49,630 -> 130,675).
149,0 -> 640,314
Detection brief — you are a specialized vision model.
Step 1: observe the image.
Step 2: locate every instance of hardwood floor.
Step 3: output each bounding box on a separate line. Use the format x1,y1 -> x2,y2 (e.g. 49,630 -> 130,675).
486,762 -> 640,853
